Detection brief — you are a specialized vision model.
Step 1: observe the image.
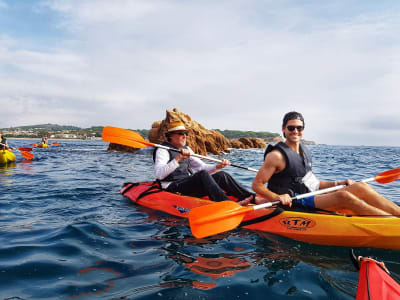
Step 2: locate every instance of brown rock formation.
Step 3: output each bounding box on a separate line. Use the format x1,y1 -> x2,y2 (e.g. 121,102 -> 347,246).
107,143 -> 139,153
108,108 -> 269,154
230,139 -> 244,149
149,108 -> 231,155
230,137 -> 266,149
238,137 -> 253,149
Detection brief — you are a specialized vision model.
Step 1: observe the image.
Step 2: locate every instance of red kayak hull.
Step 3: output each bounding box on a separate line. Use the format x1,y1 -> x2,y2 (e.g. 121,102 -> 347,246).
356,257 -> 400,300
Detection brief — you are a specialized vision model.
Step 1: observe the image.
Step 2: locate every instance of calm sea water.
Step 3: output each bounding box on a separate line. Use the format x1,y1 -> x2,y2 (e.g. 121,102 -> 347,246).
1,140 -> 400,299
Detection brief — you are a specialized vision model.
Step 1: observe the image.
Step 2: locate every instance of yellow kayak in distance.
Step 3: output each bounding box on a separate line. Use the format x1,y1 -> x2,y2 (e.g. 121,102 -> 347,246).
0,150 -> 16,165
37,143 -> 49,148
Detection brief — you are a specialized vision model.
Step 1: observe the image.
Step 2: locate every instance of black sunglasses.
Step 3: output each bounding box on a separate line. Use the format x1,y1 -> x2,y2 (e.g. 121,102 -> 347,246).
176,132 -> 189,136
286,125 -> 304,132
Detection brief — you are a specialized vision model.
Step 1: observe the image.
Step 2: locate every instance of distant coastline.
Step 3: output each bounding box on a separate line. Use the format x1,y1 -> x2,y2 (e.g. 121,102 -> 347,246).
8,137 -> 103,141
2,124 -> 317,144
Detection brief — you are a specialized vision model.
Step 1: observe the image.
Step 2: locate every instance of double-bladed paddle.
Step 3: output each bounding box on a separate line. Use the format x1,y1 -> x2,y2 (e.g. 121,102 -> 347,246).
1,143 -> 34,160
189,168 -> 400,238
102,126 -> 258,172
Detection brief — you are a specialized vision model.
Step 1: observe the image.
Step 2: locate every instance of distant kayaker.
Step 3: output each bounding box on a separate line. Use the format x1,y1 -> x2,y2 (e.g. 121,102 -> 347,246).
40,137 -> 48,146
153,121 -> 259,205
252,111 -> 400,216
0,132 -> 13,150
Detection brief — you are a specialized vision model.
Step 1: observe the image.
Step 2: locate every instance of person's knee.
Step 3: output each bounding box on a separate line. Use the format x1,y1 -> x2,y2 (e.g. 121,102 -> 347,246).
337,191 -> 362,208
212,170 -> 228,179
197,170 -> 210,178
196,170 -> 214,185
351,181 -> 368,190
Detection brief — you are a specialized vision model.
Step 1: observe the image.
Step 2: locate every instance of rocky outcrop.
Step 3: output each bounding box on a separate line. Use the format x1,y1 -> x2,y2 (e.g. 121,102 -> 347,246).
108,108 -> 272,154
149,108 -> 231,155
107,142 -> 142,152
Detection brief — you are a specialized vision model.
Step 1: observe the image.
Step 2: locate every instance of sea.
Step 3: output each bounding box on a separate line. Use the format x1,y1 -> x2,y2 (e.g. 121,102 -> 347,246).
1,140 -> 400,299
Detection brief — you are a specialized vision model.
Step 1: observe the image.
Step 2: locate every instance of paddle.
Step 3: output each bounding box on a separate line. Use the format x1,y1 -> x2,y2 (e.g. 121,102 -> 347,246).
102,126 -> 258,172
20,151 -> 34,160
0,143 -> 34,160
18,147 -> 33,152
52,142 -> 60,146
189,168 -> 400,238
32,144 -> 38,147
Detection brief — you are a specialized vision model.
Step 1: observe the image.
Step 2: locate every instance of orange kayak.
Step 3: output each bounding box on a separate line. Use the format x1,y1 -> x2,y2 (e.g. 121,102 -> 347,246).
121,182 -> 400,250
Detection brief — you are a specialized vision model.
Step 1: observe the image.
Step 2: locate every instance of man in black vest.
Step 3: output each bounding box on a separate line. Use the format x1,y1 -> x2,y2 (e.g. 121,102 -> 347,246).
154,121 -> 257,204
252,111 -> 400,216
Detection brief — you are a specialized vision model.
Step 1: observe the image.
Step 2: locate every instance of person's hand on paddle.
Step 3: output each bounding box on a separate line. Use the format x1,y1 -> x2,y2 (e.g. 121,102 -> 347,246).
216,158 -> 230,170
176,149 -> 191,162
276,193 -> 292,207
334,179 -> 355,186
343,179 -> 355,186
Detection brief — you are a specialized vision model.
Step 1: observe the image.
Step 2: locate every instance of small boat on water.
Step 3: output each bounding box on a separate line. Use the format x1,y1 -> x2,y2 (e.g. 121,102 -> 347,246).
121,181 -> 400,250
0,150 -> 16,165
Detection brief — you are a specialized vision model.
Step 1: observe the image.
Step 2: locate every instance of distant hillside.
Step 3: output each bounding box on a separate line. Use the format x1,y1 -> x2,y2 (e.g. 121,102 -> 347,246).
214,129 -> 280,139
5,124 -> 81,131
1,124 -> 283,141
0,124 -> 150,139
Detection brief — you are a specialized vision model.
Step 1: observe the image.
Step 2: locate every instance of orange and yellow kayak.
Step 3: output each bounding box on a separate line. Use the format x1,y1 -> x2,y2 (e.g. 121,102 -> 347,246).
121,182 -> 400,250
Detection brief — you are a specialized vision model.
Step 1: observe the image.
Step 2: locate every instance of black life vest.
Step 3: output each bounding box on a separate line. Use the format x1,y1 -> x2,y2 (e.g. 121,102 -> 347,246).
152,142 -> 193,182
264,142 -> 312,195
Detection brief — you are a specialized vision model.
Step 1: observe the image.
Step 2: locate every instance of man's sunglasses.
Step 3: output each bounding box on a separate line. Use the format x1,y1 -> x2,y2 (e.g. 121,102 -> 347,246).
176,132 -> 189,136
286,126 -> 304,132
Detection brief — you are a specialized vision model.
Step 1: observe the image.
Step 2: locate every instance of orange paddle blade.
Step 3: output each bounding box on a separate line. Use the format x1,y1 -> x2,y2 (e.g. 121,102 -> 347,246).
102,135 -> 151,149
375,168 -> 400,184
18,147 -> 32,152
189,201 -> 253,238
32,144 -> 38,147
102,126 -> 145,141
52,142 -> 60,146
102,126 -> 155,148
21,151 -> 34,160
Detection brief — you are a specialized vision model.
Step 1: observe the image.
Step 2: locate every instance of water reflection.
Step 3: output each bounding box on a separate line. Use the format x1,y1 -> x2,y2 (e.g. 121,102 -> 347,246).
0,162 -> 16,186
186,256 -> 251,279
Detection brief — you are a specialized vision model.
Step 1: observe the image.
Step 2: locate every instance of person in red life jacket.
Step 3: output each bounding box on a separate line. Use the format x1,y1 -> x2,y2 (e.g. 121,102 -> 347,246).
153,121 -> 260,205
252,111 -> 400,216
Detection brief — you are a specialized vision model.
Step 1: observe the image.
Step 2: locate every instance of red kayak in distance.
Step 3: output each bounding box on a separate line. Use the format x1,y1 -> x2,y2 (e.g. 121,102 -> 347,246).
351,250 -> 400,300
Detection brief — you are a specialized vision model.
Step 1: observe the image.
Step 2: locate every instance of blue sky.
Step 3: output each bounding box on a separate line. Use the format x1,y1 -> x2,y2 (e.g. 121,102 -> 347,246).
1,0 -> 400,146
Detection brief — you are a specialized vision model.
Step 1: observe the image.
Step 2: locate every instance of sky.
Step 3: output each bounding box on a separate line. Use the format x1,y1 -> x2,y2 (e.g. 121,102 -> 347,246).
0,0 -> 400,146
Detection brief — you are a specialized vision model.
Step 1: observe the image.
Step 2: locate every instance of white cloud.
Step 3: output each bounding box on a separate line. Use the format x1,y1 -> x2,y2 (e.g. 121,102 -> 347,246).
1,1 -> 400,145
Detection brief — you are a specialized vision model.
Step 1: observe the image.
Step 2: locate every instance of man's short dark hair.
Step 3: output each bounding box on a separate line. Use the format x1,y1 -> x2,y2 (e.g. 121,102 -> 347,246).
282,111 -> 305,127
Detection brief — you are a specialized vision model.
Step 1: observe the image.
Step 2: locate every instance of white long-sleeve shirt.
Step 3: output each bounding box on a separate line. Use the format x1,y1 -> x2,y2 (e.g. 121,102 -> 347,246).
154,146 -> 217,189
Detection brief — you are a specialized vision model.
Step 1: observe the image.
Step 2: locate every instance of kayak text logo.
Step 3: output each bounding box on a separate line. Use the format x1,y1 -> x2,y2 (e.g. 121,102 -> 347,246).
173,205 -> 190,214
279,217 -> 316,230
